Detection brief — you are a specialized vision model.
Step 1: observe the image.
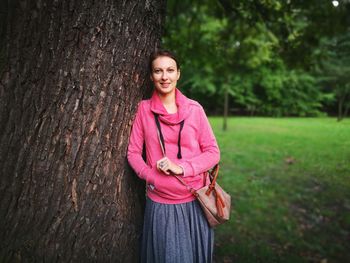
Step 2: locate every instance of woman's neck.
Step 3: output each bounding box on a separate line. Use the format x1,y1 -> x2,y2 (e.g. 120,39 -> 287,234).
157,91 -> 178,114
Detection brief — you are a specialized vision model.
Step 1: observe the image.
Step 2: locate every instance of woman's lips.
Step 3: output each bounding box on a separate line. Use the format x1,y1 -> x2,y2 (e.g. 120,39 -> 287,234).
161,83 -> 170,88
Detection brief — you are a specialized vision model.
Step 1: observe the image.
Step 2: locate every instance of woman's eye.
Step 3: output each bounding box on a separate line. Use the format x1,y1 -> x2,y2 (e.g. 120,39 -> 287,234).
154,70 -> 161,74
168,69 -> 175,73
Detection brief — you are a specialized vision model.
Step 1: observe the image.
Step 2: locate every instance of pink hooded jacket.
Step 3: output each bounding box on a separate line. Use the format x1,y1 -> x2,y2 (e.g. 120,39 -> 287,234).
127,89 -> 220,204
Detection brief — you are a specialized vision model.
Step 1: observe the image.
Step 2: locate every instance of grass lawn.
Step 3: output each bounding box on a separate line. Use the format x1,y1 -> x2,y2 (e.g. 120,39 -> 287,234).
209,117 -> 350,263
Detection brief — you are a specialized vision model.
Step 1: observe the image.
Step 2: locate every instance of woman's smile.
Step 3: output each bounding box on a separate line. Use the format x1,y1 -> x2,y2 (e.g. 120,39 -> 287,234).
161,82 -> 170,88
151,56 -> 180,96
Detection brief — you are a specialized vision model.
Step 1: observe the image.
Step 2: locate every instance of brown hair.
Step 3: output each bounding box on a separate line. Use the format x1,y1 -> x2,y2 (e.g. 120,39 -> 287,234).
149,49 -> 180,72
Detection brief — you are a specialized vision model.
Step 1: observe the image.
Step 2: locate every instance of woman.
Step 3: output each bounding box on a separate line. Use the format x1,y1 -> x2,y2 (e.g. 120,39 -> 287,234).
127,50 -> 220,263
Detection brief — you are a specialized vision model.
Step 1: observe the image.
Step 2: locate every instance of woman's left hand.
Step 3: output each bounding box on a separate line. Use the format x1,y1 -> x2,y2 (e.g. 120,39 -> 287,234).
157,157 -> 184,175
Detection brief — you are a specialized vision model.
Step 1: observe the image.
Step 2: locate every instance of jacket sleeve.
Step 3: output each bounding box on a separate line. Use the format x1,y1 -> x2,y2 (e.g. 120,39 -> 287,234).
178,106 -> 220,177
127,103 -> 157,185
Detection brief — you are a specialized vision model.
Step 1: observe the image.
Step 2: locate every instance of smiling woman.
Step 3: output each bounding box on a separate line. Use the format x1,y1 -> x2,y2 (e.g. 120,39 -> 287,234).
149,52 -> 181,114
127,50 -> 220,263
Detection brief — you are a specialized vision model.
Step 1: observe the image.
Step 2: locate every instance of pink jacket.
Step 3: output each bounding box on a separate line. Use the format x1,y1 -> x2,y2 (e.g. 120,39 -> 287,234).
127,89 -> 220,204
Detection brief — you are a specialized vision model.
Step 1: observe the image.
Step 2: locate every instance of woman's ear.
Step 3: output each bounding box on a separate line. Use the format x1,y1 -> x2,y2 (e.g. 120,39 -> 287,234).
177,69 -> 181,80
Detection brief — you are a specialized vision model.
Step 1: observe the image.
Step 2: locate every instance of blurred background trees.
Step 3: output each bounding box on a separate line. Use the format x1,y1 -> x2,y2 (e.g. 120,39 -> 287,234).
163,0 -> 350,120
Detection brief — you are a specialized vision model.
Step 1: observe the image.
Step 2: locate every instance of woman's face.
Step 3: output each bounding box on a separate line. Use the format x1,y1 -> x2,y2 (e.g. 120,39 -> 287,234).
151,56 -> 180,96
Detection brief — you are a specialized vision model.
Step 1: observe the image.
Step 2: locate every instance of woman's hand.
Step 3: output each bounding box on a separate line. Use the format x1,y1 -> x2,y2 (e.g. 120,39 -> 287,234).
156,157 -> 184,175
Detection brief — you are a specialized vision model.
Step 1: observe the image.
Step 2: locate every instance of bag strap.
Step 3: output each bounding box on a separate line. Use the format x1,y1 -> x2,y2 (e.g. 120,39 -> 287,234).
206,164 -> 220,196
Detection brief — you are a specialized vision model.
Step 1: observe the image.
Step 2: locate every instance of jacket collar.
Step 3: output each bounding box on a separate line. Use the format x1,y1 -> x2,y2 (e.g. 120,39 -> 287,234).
150,89 -> 190,125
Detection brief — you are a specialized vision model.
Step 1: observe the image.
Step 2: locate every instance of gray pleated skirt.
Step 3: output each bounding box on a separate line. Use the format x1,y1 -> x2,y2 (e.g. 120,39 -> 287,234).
140,198 -> 214,263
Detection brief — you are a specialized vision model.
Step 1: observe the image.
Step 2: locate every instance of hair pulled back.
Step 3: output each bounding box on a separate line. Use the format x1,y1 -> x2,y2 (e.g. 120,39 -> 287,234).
149,49 -> 180,72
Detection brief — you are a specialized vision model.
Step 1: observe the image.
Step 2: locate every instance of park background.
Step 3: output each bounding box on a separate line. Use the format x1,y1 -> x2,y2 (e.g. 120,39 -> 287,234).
161,0 -> 350,262
0,0 -> 349,262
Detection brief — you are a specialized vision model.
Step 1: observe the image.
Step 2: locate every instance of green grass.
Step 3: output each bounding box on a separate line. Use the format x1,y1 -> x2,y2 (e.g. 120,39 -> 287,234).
210,117 -> 350,263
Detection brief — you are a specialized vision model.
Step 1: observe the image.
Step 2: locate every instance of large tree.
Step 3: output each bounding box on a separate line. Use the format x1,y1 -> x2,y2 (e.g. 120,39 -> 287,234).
0,0 -> 165,262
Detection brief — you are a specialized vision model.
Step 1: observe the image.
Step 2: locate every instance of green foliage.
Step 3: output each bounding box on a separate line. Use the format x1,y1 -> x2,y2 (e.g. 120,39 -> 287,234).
258,66 -> 321,116
163,0 -> 350,117
239,22 -> 279,69
218,62 -> 322,116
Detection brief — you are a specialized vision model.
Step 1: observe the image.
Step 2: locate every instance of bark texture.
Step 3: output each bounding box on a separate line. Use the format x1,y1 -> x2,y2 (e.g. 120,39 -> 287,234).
0,0 -> 165,262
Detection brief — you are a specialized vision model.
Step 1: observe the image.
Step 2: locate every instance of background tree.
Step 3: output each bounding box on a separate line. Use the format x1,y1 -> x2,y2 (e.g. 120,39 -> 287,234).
0,0 -> 165,262
313,30 -> 350,121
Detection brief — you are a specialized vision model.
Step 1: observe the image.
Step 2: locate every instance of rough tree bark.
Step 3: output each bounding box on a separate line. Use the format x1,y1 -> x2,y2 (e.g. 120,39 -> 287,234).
0,0 -> 165,262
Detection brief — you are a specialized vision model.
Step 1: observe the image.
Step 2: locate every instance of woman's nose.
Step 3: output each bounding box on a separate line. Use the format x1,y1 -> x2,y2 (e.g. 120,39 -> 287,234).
161,72 -> 168,80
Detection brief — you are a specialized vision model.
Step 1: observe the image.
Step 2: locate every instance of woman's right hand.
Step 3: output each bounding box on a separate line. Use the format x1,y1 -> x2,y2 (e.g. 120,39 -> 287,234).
157,157 -> 184,175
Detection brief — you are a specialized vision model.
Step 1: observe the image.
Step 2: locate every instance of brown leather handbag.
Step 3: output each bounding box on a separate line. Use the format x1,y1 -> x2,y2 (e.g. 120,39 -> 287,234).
172,164 -> 231,227
154,114 -> 231,227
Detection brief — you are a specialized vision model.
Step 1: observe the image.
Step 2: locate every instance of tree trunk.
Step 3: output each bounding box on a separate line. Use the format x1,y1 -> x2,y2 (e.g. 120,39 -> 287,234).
0,0 -> 165,262
337,95 -> 344,121
343,93 -> 349,119
223,85 -> 228,131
